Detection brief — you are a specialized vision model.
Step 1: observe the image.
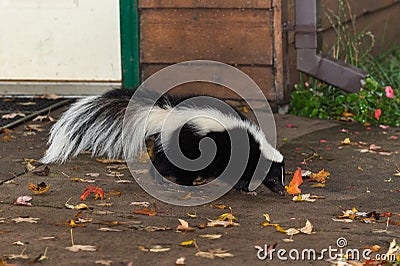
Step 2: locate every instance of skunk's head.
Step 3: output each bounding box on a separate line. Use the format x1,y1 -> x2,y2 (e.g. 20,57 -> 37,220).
263,160 -> 285,196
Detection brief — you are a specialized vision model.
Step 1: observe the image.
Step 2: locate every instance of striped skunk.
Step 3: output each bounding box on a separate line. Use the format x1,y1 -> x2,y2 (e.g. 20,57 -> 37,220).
42,89 -> 285,195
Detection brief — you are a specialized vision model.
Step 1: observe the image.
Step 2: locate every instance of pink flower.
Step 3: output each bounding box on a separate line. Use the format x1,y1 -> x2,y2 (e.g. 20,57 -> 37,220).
385,86 -> 394,98
305,82 -> 310,88
374,109 -> 382,120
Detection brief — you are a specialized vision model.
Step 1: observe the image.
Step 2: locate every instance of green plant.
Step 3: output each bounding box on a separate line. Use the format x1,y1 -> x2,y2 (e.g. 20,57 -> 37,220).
289,0 -> 400,126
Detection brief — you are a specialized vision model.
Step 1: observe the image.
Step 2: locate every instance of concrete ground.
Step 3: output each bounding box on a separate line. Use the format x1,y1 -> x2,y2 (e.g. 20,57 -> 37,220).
0,105 -> 399,265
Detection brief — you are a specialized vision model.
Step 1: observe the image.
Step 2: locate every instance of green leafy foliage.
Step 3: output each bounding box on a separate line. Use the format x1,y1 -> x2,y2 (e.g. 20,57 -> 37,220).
289,0 -> 399,126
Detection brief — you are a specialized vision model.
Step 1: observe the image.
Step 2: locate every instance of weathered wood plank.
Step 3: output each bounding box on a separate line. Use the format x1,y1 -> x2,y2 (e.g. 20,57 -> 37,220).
319,0 -> 399,29
272,0 -> 285,103
139,0 -> 271,9
140,9 -> 273,65
141,64 -> 276,100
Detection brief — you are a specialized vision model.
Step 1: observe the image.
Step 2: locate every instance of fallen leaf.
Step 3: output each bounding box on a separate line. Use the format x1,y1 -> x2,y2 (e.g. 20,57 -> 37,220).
187,212 -> 197,218
292,194 -> 316,202
105,171 -> 124,177
309,169 -> 330,183
95,260 -> 113,266
133,203 -> 158,216
97,227 -> 122,232
85,172 -> 100,177
29,182 -> 50,194
129,201 -> 150,208
299,220 -> 314,234
217,213 -> 237,222
32,247 -> 48,263
38,236 -> 56,241
14,196 -> 33,206
198,234 -> 222,240
25,124 -> 44,132
206,219 -> 239,228
32,115 -> 55,122
175,257 -> 186,265
12,217 -> 40,223
286,168 -> 303,195
180,239 -> 195,246
5,248 -> 30,260
65,245 -> 97,252
2,113 -> 25,119
341,138 -> 351,145
211,204 -> 229,209
142,245 -> 171,253
195,249 -> 234,259
71,177 -> 96,183
25,162 -> 36,172
80,186 -> 104,200
177,218 -> 195,232
145,226 -> 172,232
12,240 -> 25,246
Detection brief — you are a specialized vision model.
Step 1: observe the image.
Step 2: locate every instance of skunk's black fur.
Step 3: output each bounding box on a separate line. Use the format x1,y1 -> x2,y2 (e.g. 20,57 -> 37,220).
42,89 -> 285,195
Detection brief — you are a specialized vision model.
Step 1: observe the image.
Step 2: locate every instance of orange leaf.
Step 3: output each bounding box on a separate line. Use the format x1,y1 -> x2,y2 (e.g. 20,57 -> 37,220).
132,203 -> 158,216
79,186 -> 104,201
286,168 -> 303,195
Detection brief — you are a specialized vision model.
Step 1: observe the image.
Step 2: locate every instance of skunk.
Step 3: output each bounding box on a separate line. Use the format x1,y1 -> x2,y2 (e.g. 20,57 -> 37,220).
42,89 -> 285,195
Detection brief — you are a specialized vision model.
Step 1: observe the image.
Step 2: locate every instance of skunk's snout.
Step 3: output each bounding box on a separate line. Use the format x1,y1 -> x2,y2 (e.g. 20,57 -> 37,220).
264,178 -> 286,196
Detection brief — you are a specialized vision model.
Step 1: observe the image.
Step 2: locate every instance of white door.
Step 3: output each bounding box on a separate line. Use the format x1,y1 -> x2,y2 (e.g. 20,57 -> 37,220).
0,0 -> 121,95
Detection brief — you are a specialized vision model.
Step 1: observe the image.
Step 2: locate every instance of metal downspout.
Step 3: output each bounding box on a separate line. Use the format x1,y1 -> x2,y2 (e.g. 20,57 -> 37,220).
295,0 -> 368,92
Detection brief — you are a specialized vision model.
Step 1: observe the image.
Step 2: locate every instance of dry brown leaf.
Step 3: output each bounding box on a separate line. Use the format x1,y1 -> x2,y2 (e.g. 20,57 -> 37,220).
2,112 -> 25,119
95,260 -> 113,266
198,234 -> 222,239
65,245 -> 97,252
12,217 -> 40,223
97,227 -> 122,232
177,218 -> 195,232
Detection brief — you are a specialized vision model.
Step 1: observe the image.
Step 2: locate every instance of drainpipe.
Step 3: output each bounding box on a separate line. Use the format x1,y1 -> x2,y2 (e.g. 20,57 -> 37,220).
295,0 -> 368,92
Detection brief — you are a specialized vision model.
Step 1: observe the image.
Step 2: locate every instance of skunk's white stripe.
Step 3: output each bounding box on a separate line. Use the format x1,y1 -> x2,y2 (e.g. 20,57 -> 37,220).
42,96 -> 283,164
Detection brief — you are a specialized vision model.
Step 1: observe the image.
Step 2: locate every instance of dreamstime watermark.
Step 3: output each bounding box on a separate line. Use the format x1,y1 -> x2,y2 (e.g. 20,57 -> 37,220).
121,60 -> 278,206
256,237 -> 396,262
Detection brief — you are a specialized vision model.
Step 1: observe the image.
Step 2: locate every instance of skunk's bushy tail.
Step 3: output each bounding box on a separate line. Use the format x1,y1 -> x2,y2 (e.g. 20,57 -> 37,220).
42,90 -> 136,163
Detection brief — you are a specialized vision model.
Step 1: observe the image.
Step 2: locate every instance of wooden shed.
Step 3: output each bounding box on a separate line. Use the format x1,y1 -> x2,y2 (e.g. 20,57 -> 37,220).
121,0 -> 400,109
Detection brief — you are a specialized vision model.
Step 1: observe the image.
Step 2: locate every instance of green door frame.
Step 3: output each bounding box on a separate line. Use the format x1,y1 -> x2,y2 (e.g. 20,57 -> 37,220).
120,0 -> 140,90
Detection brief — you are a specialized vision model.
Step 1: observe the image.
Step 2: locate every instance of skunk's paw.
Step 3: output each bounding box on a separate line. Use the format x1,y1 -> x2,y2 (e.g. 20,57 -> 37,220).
234,179 -> 250,192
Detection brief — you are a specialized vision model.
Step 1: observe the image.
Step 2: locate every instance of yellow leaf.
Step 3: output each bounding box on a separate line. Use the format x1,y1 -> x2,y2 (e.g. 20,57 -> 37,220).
187,212 -> 197,218
180,240 -> 195,246
217,213 -> 237,221
29,182 -> 50,194
309,169 -> 330,183
341,138 -> 351,145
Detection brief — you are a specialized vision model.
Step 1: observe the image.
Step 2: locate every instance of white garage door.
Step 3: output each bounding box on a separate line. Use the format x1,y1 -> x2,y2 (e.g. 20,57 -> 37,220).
0,0 -> 121,95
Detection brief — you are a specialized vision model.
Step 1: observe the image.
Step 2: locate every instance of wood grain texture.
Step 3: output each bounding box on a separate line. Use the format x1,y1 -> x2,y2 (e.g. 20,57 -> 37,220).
139,0 -> 271,9
140,9 -> 273,65
142,64 -> 276,100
